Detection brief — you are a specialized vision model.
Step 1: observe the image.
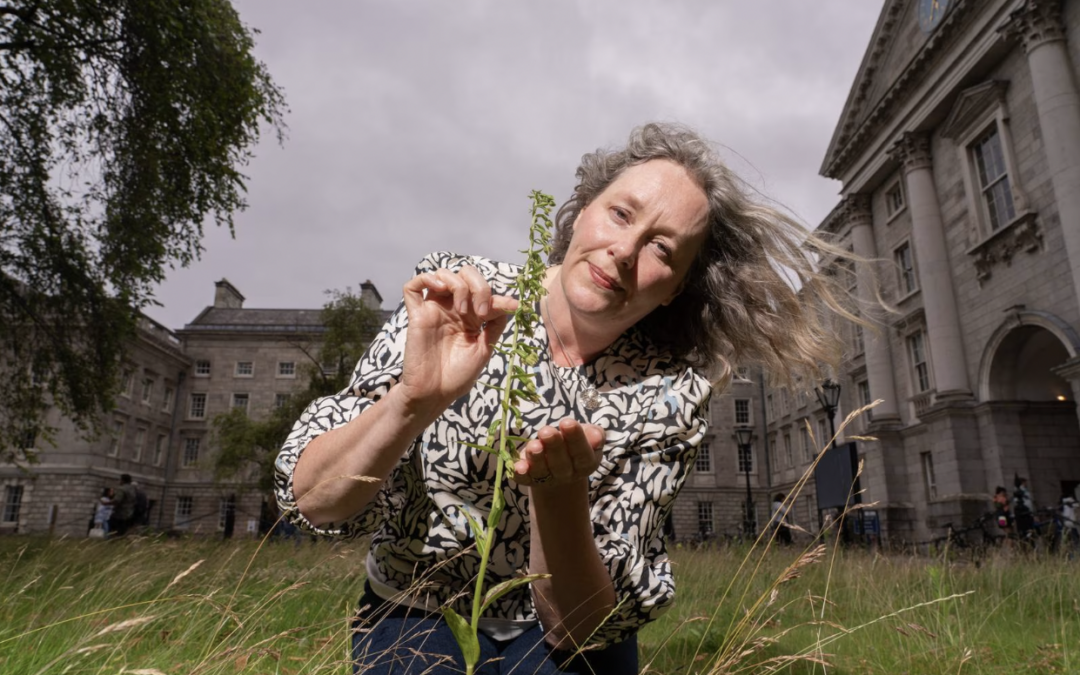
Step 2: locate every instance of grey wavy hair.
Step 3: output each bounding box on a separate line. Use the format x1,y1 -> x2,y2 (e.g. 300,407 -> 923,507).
549,122 -> 859,385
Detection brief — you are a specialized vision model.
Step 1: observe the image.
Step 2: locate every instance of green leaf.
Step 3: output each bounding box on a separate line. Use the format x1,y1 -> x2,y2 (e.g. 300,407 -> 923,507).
460,441 -> 499,456
460,509 -> 488,558
480,574 -> 551,615
441,606 -> 480,667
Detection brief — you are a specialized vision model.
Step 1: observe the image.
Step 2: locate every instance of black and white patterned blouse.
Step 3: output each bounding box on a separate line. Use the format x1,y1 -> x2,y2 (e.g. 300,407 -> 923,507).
274,252 -> 712,646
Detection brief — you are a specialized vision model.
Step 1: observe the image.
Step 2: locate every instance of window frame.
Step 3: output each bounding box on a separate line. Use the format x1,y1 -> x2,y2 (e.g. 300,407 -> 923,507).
175,495 -> 194,529
154,433 -> 168,466
783,432 -> 792,468
734,399 -> 752,426
194,360 -> 211,377
2,484 -> 24,523
133,427 -> 146,462
162,386 -> 175,413
921,451 -> 937,500
894,240 -> 919,299
277,361 -> 296,378
109,419 -> 125,457
884,178 -> 906,222
906,330 -> 933,394
737,441 -> 754,474
234,361 -> 254,378
696,501 -> 714,536
232,393 -> 249,412
694,441 -> 712,473
188,393 -> 207,420
181,437 -> 200,468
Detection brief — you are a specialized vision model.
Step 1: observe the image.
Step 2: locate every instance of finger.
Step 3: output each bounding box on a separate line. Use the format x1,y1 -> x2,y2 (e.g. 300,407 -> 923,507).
457,265 -> 492,318
539,426 -> 574,481
559,419 -> 602,475
526,433 -> 553,479
402,272 -> 447,311
489,295 -> 520,317
432,269 -> 470,316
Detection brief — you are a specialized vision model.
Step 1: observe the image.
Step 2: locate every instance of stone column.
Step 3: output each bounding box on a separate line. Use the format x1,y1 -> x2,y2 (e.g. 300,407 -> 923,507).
1000,0 -> 1080,315
842,195 -> 901,421
890,132 -> 972,399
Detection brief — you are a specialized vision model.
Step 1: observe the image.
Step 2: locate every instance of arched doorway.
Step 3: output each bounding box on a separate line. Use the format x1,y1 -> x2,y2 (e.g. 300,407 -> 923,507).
982,317 -> 1080,511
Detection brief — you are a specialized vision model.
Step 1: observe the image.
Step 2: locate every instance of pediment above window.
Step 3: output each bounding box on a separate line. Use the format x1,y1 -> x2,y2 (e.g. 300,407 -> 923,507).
940,81 -> 1009,140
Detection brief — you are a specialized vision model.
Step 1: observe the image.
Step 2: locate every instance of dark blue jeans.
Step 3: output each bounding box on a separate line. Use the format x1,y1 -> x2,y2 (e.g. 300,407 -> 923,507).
351,582 -> 638,674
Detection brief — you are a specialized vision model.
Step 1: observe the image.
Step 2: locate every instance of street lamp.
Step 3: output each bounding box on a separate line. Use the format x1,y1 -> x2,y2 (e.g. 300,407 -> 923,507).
735,426 -> 755,538
815,379 -> 848,542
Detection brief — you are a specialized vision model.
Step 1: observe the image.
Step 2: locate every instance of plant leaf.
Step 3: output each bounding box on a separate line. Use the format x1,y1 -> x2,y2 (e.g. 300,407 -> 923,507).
480,574 -> 550,615
460,509 -> 488,558
441,606 -> 480,667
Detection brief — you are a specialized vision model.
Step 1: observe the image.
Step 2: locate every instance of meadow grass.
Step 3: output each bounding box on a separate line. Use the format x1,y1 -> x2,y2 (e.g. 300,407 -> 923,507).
0,535 -> 1076,674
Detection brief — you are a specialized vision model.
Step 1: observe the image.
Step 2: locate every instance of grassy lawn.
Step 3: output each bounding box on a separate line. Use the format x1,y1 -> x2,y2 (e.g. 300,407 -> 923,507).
0,535 -> 1075,674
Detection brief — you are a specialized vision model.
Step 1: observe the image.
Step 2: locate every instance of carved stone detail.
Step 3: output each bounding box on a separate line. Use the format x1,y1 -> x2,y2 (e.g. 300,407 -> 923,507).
890,132 -> 933,172
970,213 -> 1043,285
839,194 -> 872,229
998,0 -> 1066,54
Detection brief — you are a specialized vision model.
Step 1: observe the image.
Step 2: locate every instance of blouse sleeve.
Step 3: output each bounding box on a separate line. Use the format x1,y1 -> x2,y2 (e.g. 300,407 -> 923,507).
587,366 -> 712,646
272,298 -> 410,538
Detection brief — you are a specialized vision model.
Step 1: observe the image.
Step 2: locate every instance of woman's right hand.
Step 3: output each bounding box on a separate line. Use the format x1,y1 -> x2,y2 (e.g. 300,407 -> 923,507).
399,265 -> 518,415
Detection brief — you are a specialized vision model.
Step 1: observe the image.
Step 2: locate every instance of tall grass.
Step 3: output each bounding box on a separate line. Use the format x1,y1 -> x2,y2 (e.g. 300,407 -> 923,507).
1,535 -> 1075,674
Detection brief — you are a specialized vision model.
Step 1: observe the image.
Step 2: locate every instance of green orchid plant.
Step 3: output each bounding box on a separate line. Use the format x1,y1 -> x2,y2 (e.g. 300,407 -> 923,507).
441,191 -> 555,675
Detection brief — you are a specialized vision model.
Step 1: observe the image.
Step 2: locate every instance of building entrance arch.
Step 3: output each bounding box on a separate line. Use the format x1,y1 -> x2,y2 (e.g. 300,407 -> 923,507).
979,312 -> 1080,512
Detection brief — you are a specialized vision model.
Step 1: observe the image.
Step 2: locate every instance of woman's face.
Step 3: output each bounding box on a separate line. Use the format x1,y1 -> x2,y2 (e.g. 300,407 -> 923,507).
559,159 -> 709,333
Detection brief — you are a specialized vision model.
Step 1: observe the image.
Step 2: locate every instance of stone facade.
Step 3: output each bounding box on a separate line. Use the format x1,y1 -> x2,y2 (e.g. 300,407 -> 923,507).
0,280 -> 387,538
800,0 -> 1080,545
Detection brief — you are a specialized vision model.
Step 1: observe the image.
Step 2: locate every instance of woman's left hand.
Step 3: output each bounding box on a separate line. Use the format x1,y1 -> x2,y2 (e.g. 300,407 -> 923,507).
513,419 -> 604,488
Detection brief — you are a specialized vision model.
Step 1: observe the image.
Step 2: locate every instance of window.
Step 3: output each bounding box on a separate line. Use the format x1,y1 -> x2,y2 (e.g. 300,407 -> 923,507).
816,418 -> 829,450
3,485 -> 23,523
182,437 -> 200,468
971,127 -> 1016,231
275,393 -> 289,409
218,495 -> 236,531
895,242 -> 918,296
885,180 -> 905,219
133,428 -> 146,462
194,360 -> 211,377
695,442 -> 712,473
232,393 -> 249,412
800,425 -> 812,462
783,433 -> 792,467
109,420 -> 124,457
121,371 -> 134,398
857,380 -> 872,410
733,366 -> 751,382
162,387 -> 174,413
154,434 -> 167,466
277,361 -> 296,378
780,390 -> 790,416
175,496 -> 193,528
766,395 -> 774,421
141,378 -> 153,404
235,361 -> 254,377
796,388 -> 807,409
769,437 -> 778,470
188,393 -> 207,420
921,452 -> 937,500
852,320 -> 865,356
738,442 -> 753,474
697,501 -> 714,536
907,331 -> 931,393
734,399 -> 752,426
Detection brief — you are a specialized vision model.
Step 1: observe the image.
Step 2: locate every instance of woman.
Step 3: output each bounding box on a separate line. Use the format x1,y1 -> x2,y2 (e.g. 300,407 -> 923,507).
275,123 -> 853,674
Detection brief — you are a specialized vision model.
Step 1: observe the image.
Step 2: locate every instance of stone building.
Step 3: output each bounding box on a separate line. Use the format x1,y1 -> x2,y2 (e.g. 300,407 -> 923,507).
787,0 -> 1080,544
0,279 -> 385,537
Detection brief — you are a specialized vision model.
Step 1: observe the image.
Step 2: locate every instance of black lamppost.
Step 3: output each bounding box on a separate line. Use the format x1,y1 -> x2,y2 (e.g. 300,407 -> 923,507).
815,379 -> 846,541
736,426 -> 755,538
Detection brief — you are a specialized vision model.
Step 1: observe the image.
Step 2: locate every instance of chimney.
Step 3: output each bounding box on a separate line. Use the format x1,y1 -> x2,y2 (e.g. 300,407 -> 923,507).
360,279 -> 383,310
214,279 -> 245,309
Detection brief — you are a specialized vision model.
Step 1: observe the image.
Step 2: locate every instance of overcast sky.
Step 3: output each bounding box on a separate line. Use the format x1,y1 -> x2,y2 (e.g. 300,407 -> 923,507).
149,0 -> 884,329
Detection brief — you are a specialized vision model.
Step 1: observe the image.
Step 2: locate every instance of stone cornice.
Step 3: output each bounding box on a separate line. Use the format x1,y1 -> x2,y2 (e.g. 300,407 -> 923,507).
998,0 -> 1066,53
822,0 -> 979,180
818,194 -> 871,236
889,131 -> 933,172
